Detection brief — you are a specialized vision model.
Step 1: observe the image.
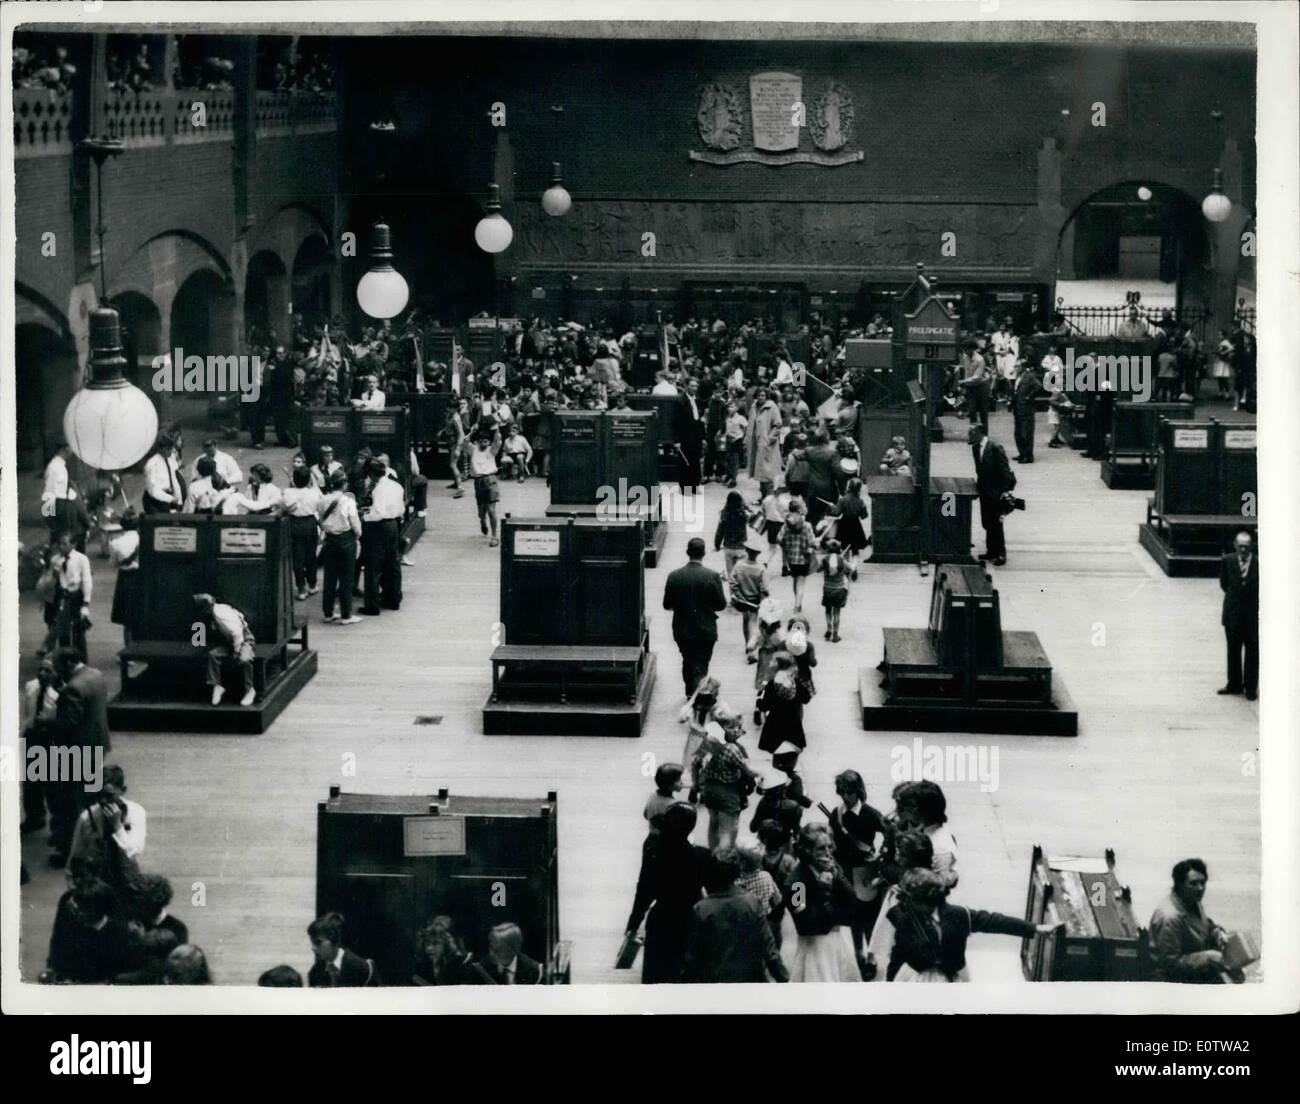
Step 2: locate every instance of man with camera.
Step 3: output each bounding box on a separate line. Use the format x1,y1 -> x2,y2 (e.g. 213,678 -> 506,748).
69,763 -> 147,885
969,423 -> 1020,567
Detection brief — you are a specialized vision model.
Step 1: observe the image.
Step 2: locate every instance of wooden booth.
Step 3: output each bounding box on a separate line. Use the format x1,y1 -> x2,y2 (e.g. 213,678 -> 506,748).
107,514 -> 317,734
1139,419 -> 1257,576
316,787 -> 571,986
483,515 -> 656,737
860,563 -> 1077,736
1100,399 -> 1196,488
404,391 -> 457,479
545,408 -> 667,566
300,406 -> 425,546
1022,846 -> 1146,981
625,392 -> 686,486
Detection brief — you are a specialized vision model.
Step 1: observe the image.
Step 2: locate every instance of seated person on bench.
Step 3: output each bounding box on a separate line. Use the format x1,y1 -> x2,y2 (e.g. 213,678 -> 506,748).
879,437 -> 912,478
193,593 -> 257,707
497,423 -> 534,482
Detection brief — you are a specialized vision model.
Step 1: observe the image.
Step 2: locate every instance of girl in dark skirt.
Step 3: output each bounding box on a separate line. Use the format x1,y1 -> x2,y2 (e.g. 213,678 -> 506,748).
109,508 -> 142,644
757,652 -> 811,755
820,539 -> 849,642
829,477 -> 869,579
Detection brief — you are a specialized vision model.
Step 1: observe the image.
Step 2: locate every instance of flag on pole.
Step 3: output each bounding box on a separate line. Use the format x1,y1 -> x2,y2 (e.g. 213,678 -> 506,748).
659,322 -> 670,371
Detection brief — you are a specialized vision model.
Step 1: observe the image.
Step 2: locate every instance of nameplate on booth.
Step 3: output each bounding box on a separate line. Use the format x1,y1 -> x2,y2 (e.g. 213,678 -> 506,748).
362,415 -> 397,435
1173,428 -> 1210,449
560,420 -> 597,441
403,815 -> 466,857
514,530 -> 561,557
154,526 -> 197,553
311,415 -> 346,432
219,527 -> 268,555
1223,430 -> 1257,450
609,417 -> 648,441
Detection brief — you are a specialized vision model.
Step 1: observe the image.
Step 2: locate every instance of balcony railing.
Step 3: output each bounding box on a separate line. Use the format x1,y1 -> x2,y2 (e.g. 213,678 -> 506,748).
16,87 -> 335,154
13,87 -> 74,157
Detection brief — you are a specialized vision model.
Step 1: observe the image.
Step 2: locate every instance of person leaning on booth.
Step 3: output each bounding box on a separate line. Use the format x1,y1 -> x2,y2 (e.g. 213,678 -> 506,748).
193,593 -> 257,707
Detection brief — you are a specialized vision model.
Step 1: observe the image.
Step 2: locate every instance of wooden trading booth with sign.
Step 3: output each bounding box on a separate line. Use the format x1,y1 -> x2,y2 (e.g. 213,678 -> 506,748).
544,408 -> 667,567
1139,419 -> 1258,576
862,268 -> 977,569
316,787 -> 571,985
107,514 -> 317,734
300,407 -> 425,547
860,562 -> 1078,736
1100,399 -> 1196,489
483,515 -> 656,736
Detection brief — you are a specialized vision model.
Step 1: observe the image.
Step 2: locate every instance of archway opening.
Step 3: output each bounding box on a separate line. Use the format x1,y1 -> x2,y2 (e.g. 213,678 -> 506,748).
292,235 -> 333,329
245,249 -> 290,346
15,322 -> 78,472
111,290 -> 163,393
1055,181 -> 1210,333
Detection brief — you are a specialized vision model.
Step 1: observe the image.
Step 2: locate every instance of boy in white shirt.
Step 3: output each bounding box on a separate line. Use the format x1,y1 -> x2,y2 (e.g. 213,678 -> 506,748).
724,402 -> 748,488
468,431 -> 501,547
498,424 -> 534,482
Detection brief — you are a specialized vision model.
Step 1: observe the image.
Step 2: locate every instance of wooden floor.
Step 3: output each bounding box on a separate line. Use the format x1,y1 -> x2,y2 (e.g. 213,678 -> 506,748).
16,402 -> 1261,986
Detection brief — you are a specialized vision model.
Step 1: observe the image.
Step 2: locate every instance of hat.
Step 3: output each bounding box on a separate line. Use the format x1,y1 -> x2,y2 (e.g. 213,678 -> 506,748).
757,598 -> 782,625
786,628 -> 808,657
772,741 -> 802,757
743,534 -> 766,554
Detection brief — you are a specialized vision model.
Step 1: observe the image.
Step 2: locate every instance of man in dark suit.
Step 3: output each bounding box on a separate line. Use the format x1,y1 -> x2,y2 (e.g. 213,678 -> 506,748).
677,378 -> 705,493
969,424 -> 1015,566
1011,361 -> 1042,463
684,849 -> 789,983
662,537 -> 726,697
307,912 -> 377,986
1218,530 -> 1258,700
473,922 -> 544,984
49,648 -> 111,868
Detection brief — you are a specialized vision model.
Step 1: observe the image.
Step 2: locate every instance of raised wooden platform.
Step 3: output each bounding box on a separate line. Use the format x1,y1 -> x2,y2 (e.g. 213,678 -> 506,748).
1101,458 -> 1156,490
858,660 -> 1078,737
107,645 -> 318,735
1139,503 -> 1257,577
483,651 -> 657,737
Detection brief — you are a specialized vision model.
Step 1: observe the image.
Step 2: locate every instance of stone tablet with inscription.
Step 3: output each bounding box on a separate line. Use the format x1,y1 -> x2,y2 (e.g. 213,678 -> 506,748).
750,72 -> 802,152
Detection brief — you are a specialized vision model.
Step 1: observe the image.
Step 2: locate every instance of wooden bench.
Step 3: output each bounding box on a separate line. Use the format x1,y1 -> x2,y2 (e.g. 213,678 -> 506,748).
489,642 -> 646,705
120,623 -> 310,696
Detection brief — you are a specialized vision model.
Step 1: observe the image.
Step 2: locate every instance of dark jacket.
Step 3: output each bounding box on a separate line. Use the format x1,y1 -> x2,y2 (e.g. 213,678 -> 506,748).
46,890 -> 133,983
55,663 -> 111,753
662,560 -> 726,642
886,901 -> 1035,981
1012,370 -> 1043,416
1220,552 -> 1259,632
628,835 -> 711,983
783,860 -> 857,937
473,953 -> 544,985
972,438 -> 1015,501
308,947 -> 377,987
802,442 -> 840,502
684,885 -> 789,983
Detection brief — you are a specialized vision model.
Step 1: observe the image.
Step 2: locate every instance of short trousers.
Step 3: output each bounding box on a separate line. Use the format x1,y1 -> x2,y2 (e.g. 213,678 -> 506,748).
763,521 -> 783,543
474,475 -> 500,508
786,562 -> 810,577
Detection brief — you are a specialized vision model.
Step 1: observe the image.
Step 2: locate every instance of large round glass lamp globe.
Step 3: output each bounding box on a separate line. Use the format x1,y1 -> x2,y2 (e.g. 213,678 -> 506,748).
1201,191 -> 1232,223
542,182 -> 572,217
475,213 -> 514,254
63,383 -> 159,471
356,267 -> 410,319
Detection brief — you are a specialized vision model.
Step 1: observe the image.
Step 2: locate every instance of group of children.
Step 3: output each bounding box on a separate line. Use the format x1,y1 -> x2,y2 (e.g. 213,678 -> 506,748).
712,480 -> 870,643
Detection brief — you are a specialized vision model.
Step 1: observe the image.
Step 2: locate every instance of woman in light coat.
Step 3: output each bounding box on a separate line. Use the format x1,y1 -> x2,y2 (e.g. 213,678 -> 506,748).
747,387 -> 783,497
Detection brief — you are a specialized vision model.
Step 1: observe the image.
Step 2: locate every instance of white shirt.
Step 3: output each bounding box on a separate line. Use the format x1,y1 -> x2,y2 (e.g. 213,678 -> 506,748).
58,548 -> 93,602
41,453 -> 76,516
282,485 -> 322,518
354,389 -> 386,410
211,602 -> 251,646
109,530 -> 140,572
183,477 -> 222,513
364,475 -> 405,522
190,450 -> 243,487
469,447 -> 498,478
144,452 -> 182,504
774,360 -> 795,385
318,491 -> 362,537
72,798 -> 147,862
22,677 -> 60,728
224,483 -> 283,514
310,461 -> 344,490
651,381 -> 679,396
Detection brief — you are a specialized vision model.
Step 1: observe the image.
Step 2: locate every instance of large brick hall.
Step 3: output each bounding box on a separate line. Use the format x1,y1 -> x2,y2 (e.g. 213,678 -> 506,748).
8,15 -> 1276,1004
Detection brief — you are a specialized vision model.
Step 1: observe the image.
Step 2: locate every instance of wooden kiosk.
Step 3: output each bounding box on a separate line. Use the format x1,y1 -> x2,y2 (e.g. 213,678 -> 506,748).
107,514 -> 317,734
1139,419 -> 1257,575
544,408 -> 667,566
300,407 -> 425,547
1100,399 -> 1196,488
862,268 -> 977,569
860,562 -> 1077,736
483,515 -> 656,736
316,787 -> 571,985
